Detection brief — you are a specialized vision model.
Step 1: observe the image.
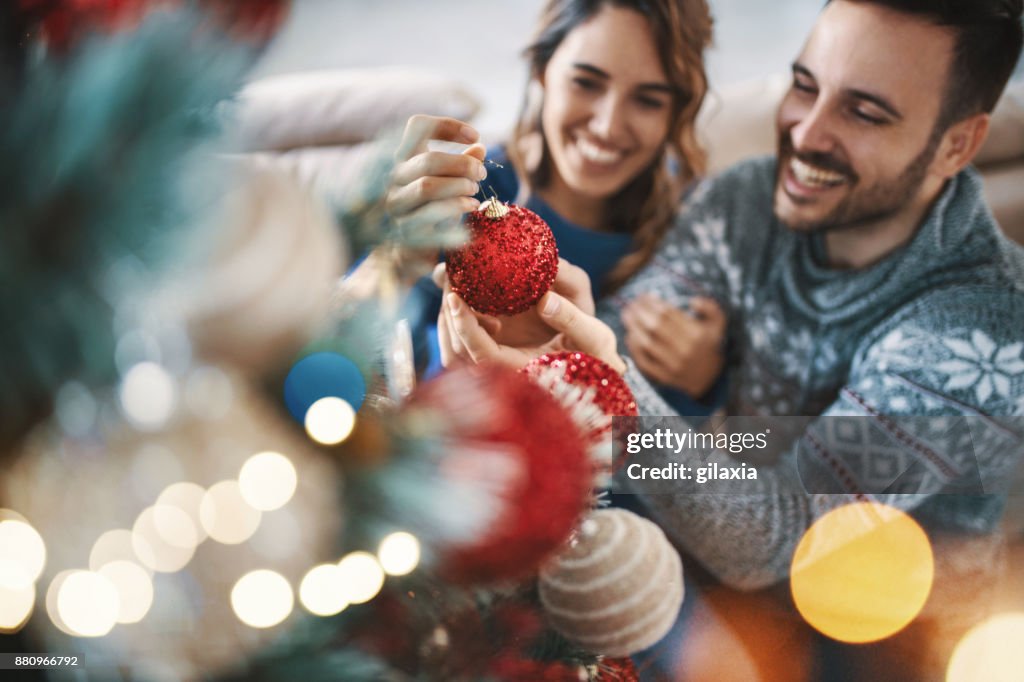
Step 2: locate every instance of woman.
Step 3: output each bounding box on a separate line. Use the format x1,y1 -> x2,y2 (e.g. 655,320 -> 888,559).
389,0 -> 726,411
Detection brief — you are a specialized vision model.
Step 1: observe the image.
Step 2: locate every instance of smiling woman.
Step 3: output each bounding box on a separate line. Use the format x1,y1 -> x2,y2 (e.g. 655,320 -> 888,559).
387,0 -> 730,414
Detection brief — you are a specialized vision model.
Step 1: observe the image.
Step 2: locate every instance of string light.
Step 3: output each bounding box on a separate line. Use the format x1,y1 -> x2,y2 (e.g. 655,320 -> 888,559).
231,570 -> 294,629
199,480 -> 261,544
304,397 -> 356,445
299,564 -> 348,617
378,532 -> 421,576
238,452 -> 298,511
337,552 -> 385,604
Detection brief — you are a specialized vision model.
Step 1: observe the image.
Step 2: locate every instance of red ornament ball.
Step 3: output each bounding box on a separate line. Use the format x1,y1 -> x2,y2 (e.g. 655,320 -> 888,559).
447,199 -> 559,316
522,352 -> 638,482
405,364 -> 591,585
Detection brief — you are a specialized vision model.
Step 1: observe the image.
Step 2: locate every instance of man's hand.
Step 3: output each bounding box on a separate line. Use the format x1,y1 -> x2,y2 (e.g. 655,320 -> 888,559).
622,294 -> 726,396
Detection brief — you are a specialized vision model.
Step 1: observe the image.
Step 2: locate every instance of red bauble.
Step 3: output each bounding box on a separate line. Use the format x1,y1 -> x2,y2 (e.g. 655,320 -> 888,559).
447,199 -> 558,316
489,656 -> 639,681
405,364 -> 590,585
522,352 -> 638,483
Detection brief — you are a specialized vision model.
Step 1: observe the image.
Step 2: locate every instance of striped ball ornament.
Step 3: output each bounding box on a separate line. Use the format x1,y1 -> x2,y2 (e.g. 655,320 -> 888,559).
539,509 -> 684,656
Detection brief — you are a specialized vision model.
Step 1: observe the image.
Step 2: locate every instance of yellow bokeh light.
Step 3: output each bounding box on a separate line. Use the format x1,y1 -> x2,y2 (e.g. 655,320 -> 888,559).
152,504 -> 199,550
119,362 -> 177,430
238,452 -> 298,511
378,532 -> 421,577
790,501 -> 933,644
947,612 -> 1024,682
156,482 -> 208,544
0,584 -> 35,632
200,480 -> 262,544
337,551 -> 385,604
56,570 -> 120,637
0,520 -> 46,590
91,529 -> 156,574
299,564 -> 349,617
230,570 -> 294,629
132,506 -> 196,573
304,397 -> 356,445
98,560 -> 154,624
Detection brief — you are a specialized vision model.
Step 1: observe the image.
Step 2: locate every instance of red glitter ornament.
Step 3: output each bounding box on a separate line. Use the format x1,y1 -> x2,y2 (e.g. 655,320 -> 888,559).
522,352 -> 638,484
447,198 -> 559,316
405,364 -> 591,585
489,656 -> 639,681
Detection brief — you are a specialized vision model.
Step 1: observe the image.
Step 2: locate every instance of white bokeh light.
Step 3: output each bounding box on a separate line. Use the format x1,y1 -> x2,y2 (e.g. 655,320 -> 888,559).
199,480 -> 262,545
378,532 -> 421,577
132,507 -> 196,573
56,570 -> 120,637
299,564 -> 348,617
238,452 -> 298,511
90,529 -> 156,574
98,560 -> 154,625
231,570 -> 294,629
947,612 -> 1024,682
119,362 -> 177,430
304,397 -> 356,445
0,520 -> 46,590
0,584 -> 35,632
337,552 -> 385,604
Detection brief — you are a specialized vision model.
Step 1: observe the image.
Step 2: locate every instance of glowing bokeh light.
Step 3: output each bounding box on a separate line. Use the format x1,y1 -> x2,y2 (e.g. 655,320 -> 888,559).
119,362 -> 177,430
132,507 -> 196,572
183,365 -> 234,420
299,564 -> 348,617
283,352 -> 366,424
0,520 -> 46,590
199,480 -> 262,544
56,570 -> 120,637
90,529 -> 156,574
45,570 -> 76,635
156,482 -> 208,544
947,612 -> 1024,682
790,502 -> 933,644
238,452 -> 298,511
152,504 -> 199,550
378,532 -> 421,577
97,560 -> 154,624
230,570 -> 294,629
304,397 -> 356,445
0,584 -> 35,632
337,552 -> 385,604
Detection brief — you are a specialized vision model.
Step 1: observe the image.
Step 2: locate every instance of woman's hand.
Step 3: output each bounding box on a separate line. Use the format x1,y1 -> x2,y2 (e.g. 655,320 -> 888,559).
434,259 -> 623,372
621,294 -> 726,396
386,115 -> 488,228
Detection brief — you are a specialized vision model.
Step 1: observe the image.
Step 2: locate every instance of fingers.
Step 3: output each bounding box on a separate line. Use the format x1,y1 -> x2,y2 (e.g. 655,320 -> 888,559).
622,309 -> 679,369
396,115 -> 478,161
447,293 -> 524,367
387,175 -> 481,216
538,292 -> 624,373
689,296 -> 728,334
622,299 -> 674,346
392,150 -> 487,186
392,196 -> 480,231
431,262 -> 448,289
551,259 -> 595,315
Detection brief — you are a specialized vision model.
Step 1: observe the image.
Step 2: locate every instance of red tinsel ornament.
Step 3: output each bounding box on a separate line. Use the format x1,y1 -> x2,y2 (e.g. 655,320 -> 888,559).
447,198 -> 559,316
405,364 -> 591,585
522,351 -> 638,484
490,656 -> 639,681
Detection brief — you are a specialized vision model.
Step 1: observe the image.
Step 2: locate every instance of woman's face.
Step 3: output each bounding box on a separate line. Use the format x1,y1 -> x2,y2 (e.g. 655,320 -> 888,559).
540,5 -> 674,202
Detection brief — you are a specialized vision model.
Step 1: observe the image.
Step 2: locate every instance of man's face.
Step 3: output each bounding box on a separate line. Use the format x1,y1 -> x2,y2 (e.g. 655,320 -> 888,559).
773,0 -> 956,232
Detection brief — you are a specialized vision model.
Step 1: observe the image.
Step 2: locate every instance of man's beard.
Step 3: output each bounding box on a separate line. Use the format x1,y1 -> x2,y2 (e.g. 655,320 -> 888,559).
773,127 -> 941,233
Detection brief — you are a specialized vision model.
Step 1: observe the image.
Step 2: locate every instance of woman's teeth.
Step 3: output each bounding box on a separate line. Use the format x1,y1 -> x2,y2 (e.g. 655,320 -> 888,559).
577,139 -> 623,165
791,157 -> 846,188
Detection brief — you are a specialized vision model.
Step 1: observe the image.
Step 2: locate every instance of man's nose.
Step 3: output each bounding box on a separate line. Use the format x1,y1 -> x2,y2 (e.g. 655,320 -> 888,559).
789,101 -> 837,155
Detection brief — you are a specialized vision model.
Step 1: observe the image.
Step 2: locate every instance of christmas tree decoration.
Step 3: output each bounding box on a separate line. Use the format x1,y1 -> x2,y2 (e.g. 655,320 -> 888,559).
522,351 -> 638,485
539,509 -> 684,657
183,165 -> 347,375
283,351 -> 367,424
402,364 -> 591,584
446,198 -> 559,316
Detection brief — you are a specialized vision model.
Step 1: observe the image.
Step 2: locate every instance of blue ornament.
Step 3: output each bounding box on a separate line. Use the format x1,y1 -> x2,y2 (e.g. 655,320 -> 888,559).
283,352 -> 366,424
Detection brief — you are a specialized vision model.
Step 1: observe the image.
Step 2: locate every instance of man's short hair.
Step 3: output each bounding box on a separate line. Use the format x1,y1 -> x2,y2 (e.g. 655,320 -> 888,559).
831,0 -> 1023,126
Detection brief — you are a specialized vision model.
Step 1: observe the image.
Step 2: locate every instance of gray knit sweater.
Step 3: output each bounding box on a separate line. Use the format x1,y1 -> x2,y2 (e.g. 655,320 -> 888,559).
600,157 -> 1024,589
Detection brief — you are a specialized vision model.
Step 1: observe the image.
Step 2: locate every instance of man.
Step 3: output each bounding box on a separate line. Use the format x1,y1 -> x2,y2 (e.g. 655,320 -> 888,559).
441,0 -> 1024,592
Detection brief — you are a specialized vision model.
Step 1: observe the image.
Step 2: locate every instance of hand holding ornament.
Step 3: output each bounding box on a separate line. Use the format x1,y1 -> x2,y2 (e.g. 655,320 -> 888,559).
621,294 -> 726,396
385,114 -> 486,231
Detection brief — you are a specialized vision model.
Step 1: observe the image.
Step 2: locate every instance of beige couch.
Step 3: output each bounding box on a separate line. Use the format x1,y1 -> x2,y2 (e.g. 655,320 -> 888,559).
235,69 -> 1024,244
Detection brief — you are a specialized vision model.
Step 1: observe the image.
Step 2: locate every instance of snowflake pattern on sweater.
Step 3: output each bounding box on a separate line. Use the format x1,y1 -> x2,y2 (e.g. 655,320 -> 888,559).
601,157 -> 1024,589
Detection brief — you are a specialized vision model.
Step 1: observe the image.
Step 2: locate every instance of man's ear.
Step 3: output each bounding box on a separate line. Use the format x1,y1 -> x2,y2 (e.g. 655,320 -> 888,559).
931,112 -> 990,178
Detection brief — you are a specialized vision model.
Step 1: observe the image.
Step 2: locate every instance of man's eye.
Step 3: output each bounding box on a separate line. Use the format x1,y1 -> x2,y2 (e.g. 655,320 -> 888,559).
853,109 -> 887,125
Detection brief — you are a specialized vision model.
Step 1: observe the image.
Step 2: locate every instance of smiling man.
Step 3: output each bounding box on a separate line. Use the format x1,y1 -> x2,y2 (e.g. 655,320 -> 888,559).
442,0 -> 1024,587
